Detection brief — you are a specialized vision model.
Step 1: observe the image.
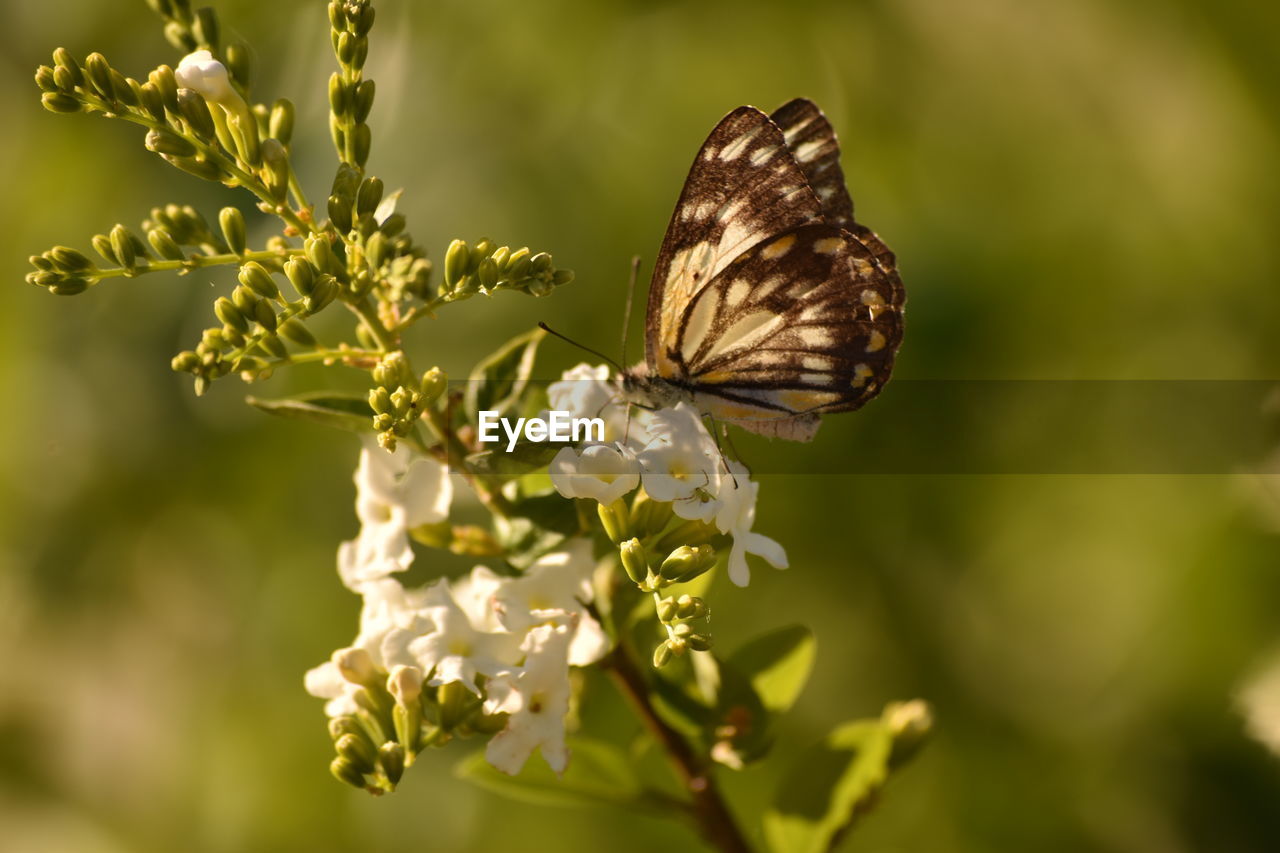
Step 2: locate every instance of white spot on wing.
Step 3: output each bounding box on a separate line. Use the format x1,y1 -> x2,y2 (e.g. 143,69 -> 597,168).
702,311 -> 783,361
749,144 -> 779,166
681,291 -> 720,362
719,126 -> 762,161
793,139 -> 827,162
781,114 -> 816,143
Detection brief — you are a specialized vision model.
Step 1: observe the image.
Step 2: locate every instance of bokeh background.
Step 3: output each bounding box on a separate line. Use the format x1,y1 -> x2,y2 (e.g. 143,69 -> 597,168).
3,0 -> 1280,850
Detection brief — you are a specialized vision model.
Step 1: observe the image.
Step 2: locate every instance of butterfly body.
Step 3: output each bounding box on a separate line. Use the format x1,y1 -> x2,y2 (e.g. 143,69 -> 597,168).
624,99 -> 905,442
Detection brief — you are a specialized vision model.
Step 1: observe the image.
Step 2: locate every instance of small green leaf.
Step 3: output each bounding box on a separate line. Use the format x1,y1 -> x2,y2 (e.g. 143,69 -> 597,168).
764,702 -> 932,853
465,440 -> 568,477
247,391 -> 374,433
455,737 -> 643,810
465,327 -> 545,421
728,625 -> 816,715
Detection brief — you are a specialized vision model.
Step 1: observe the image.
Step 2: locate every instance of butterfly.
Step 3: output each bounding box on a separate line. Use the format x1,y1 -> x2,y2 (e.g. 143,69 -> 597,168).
621,98 -> 905,442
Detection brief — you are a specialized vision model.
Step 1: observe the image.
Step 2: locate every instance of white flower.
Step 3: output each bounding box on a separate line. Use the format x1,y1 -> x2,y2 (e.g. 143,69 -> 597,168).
409,580 -> 522,695
547,363 -> 650,447
338,437 -> 452,589
173,49 -> 241,106
549,443 -> 640,504
483,622 -> 575,775
714,460 -> 787,587
491,542 -> 609,666
448,564 -> 506,632
304,578 -> 432,716
638,403 -> 723,521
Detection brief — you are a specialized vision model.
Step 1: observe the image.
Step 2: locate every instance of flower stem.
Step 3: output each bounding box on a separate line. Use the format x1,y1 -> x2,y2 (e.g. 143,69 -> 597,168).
605,645 -> 753,853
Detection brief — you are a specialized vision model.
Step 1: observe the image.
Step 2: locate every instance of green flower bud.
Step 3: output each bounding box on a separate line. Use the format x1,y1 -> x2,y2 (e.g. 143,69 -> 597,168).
305,274 -> 339,313
138,82 -> 166,121
331,163 -> 361,202
553,269 -> 575,286
171,351 -> 200,372
144,128 -> 197,158
261,138 -> 289,200
596,500 -> 629,545
91,234 -> 117,266
327,194 -> 353,233
477,257 -> 498,290
653,641 -> 673,669
656,596 -> 677,622
84,52 -> 114,101
214,297 -> 248,333
328,715 -> 363,742
304,234 -> 336,274
437,681 -> 469,732
34,65 -> 57,92
335,732 -> 377,774
279,318 -> 316,347
110,224 -> 137,270
284,256 -> 315,296
52,47 -> 83,87
224,42 -> 250,88
329,756 -> 367,789
41,92 -> 81,113
219,207 -> 247,256
110,70 -> 138,107
356,176 -> 383,219
253,300 -> 278,333
269,98 -> 295,144
49,279 -> 89,296
229,110 -> 261,167
260,334 -> 286,358
378,742 -> 405,785
659,544 -> 716,584
176,88 -> 216,139
364,231 -> 386,268
353,79 -> 375,123
675,594 -> 708,620
686,633 -> 713,652
193,6 -> 221,50
352,122 -> 371,167
238,261 -> 279,299
336,32 -> 356,67
231,284 -> 258,316
619,538 -> 648,586
420,367 -> 446,403
147,228 -> 185,261
148,65 -> 179,113
163,154 -> 227,183
328,72 -> 347,115
50,246 -> 92,273
52,65 -> 78,94
530,252 -> 553,274
29,254 -> 53,272
369,386 -> 392,416
443,239 -> 468,288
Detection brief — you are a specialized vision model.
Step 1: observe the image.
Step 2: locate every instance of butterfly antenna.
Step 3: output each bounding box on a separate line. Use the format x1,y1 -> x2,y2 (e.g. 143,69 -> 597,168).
620,256 -> 642,366
537,322 -> 625,374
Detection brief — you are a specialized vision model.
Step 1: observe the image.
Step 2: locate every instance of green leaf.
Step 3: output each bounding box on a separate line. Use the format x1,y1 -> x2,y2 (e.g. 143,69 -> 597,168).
728,625 -> 816,715
455,737 -> 643,810
764,702 -> 933,853
465,327 -> 545,422
465,440 -> 568,478
246,391 -> 374,434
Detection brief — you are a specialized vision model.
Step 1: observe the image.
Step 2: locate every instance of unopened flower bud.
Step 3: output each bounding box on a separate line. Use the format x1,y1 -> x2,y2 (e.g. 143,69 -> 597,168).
330,756 -> 366,789
332,646 -> 378,686
335,732 -> 377,774
219,207 -> 246,255
659,544 -> 716,584
238,261 -> 279,299
174,49 -> 239,106
284,256 -> 315,296
443,239 -> 468,288
420,367 -> 446,403
619,538 -> 648,586
653,640 -> 673,669
378,741 -> 405,785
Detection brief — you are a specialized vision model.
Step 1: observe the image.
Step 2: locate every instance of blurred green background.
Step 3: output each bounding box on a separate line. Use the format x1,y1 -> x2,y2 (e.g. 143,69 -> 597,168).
3,0 -> 1280,850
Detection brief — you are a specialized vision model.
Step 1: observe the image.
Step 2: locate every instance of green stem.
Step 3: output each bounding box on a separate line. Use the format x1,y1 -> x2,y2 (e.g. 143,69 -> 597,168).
605,645 -> 753,853
347,296 -> 398,352
91,247 -> 305,280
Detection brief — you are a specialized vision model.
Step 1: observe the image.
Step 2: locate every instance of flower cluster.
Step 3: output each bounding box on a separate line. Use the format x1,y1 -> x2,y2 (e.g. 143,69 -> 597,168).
307,438 -> 607,786
547,364 -> 788,588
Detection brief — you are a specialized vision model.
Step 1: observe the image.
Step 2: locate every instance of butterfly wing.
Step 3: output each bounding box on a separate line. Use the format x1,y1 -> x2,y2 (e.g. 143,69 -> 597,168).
673,223 -> 904,439
644,106 -> 826,378
770,98 -> 904,306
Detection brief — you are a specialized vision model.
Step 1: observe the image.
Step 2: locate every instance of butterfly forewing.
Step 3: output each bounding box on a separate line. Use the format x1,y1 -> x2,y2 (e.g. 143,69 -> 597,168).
676,223 -> 902,416
771,99 -> 904,305
645,107 -> 826,377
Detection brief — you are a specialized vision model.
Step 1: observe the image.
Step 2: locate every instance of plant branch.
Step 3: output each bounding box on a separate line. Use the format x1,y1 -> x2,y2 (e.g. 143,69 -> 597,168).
605,645 -> 752,853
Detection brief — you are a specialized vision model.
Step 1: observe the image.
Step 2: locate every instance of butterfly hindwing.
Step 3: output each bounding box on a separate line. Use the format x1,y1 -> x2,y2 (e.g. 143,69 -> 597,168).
645,107 -> 826,378
674,223 -> 902,422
